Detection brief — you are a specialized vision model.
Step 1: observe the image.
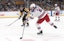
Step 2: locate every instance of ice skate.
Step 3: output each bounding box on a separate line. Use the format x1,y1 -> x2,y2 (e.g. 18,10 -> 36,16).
26,23 -> 29,27
37,30 -> 43,35
54,25 -> 57,29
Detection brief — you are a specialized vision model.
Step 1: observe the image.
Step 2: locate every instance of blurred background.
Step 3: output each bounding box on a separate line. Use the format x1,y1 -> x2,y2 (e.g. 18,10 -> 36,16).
0,0 -> 64,11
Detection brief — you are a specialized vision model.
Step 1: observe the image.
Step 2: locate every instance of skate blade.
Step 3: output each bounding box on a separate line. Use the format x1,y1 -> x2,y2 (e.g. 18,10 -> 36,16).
37,33 -> 43,35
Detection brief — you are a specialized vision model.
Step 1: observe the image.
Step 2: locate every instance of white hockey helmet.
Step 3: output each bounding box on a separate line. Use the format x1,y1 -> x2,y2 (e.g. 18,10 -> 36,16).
30,3 -> 36,8
55,4 -> 57,6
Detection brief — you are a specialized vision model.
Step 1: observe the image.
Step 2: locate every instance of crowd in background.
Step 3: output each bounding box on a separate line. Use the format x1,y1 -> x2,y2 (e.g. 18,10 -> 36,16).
0,0 -> 22,11
0,0 -> 64,11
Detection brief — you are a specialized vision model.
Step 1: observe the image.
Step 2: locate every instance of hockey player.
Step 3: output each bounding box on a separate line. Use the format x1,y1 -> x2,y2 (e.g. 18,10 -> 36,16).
19,7 -> 30,26
30,3 -> 57,35
54,4 -> 60,21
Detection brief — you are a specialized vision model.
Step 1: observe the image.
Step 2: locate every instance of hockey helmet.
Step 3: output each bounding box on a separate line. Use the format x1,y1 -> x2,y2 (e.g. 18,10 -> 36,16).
30,3 -> 36,8
55,4 -> 57,6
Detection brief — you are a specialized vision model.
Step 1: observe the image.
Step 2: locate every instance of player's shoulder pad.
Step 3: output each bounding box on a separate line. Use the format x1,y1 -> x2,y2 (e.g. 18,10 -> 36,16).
20,7 -> 25,12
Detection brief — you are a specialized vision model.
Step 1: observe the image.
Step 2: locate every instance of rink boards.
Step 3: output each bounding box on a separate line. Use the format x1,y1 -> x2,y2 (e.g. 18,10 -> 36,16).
0,10 -> 64,18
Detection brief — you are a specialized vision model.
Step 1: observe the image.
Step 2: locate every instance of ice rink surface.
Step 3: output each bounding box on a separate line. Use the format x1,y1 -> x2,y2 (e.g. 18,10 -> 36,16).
0,16 -> 64,41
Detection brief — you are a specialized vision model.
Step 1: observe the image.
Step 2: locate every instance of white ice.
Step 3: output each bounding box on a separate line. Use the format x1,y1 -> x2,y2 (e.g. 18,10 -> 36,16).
0,16 -> 64,41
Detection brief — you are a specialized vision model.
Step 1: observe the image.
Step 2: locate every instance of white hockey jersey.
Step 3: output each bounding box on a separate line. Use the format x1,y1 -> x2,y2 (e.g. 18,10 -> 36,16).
55,6 -> 60,13
30,5 -> 47,19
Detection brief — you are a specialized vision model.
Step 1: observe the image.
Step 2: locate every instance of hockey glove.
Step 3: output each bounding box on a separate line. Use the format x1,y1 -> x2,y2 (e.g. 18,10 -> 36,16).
18,16 -> 21,19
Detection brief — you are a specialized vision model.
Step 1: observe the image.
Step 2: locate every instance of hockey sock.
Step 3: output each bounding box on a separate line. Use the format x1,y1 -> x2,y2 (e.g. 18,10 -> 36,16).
36,23 -> 42,31
48,22 -> 57,29
50,23 -> 57,29
55,16 -> 57,21
58,16 -> 60,21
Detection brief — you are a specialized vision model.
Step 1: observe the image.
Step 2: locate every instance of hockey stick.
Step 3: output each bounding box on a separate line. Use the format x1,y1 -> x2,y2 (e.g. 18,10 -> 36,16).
20,24 -> 25,39
8,18 -> 19,26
